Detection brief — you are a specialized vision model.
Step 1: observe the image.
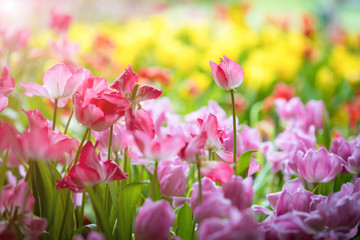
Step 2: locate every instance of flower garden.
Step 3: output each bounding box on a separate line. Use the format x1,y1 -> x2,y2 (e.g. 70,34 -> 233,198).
0,1 -> 360,240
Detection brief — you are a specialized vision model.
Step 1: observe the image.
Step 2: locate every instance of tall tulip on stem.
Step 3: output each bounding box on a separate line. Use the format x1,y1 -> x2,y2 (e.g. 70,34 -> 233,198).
209,55 -> 244,164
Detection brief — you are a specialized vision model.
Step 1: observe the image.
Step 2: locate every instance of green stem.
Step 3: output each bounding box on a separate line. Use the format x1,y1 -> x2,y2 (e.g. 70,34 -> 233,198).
208,149 -> 213,161
64,108 -> 74,134
58,190 -> 71,240
108,125 -> 113,160
52,98 -> 58,130
197,160 -> 202,205
77,193 -> 86,228
230,89 -> 237,164
73,128 -> 91,165
150,161 -> 159,200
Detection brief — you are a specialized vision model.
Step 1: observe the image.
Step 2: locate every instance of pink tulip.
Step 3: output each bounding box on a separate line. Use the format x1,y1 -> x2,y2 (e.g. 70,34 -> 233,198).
304,100 -> 328,130
0,67 -> 15,97
0,181 -> 34,215
346,144 -> 360,174
135,199 -> 175,240
21,217 -> 48,240
190,177 -> 222,211
132,131 -> 185,162
275,97 -> 306,128
194,195 -> 233,222
198,209 -> 263,240
330,137 -> 353,162
223,176 -> 253,210
20,63 -> 88,107
49,10 -> 73,34
157,158 -> 188,196
209,55 -> 244,91
179,131 -> 207,164
56,141 -> 128,192
0,67 -> 15,112
111,65 -> 163,137
50,35 -> 79,61
201,161 -> 233,184
7,112 -> 78,162
1,26 -> 31,51
73,74 -> 129,131
297,147 -> 343,183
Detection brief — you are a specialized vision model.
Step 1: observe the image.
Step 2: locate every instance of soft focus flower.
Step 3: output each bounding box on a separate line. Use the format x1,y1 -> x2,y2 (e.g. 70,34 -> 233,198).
330,137 -> 353,162
223,176 -> 253,210
201,161 -> 233,184
0,67 -> 14,112
0,67 -> 15,97
1,26 -> 31,51
190,177 -> 222,211
157,158 -> 188,196
93,124 -> 132,155
0,181 -> 34,215
73,73 -> 128,131
56,141 -> 128,192
132,130 -> 185,162
345,144 -> 360,174
50,35 -> 79,61
135,199 -> 175,240
297,147 -> 343,183
20,63 -> 88,107
209,55 -> 244,91
49,10 -> 73,34
275,97 -> 305,128
21,217 -> 48,240
198,209 -> 263,240
304,100 -> 328,130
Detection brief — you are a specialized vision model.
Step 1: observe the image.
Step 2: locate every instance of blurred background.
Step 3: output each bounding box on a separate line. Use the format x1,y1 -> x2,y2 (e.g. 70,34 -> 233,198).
0,0 -> 359,135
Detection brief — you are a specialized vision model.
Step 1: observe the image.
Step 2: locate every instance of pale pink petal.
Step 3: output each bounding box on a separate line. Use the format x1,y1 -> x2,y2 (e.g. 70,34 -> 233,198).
43,63 -> 72,98
221,55 -> 244,89
19,82 -> 50,98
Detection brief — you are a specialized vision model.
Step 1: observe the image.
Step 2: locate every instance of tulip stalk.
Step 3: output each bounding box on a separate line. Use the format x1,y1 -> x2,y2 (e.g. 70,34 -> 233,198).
230,89 -> 237,164
52,98 -> 58,130
197,154 -> 202,204
64,108 -> 74,134
150,161 -> 160,200
73,127 -> 91,165
108,125 -> 113,160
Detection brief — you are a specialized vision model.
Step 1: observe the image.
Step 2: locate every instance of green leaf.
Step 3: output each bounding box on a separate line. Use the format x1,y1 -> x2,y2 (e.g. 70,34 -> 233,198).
176,202 -> 194,240
118,181 -> 149,240
236,150 -> 257,178
85,185 -> 112,240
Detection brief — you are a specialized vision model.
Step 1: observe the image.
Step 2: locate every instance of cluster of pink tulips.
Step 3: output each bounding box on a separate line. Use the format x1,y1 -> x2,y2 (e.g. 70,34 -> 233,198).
0,38 -> 360,240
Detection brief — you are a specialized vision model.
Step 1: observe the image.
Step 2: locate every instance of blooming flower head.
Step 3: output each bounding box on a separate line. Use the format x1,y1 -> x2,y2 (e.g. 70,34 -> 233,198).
74,73 -> 129,131
56,141 -> 128,192
20,63 -> 88,107
297,147 -> 343,183
1,26 -> 31,51
7,109 -> 78,162
209,55 -> 244,91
